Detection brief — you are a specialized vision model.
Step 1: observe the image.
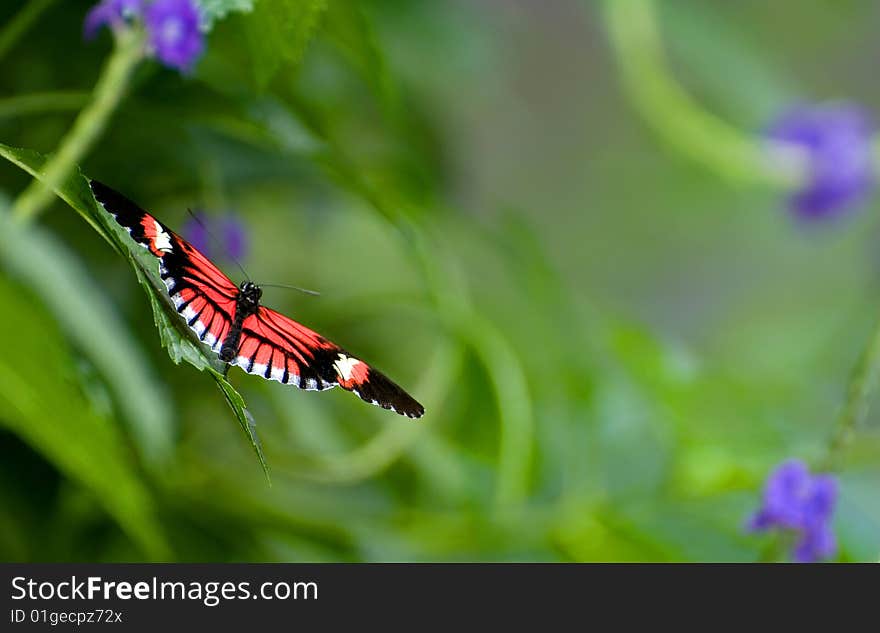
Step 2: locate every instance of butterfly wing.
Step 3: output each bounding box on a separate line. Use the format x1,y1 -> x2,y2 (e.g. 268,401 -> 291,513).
230,306 -> 424,418
90,180 -> 237,353
91,179 -> 424,418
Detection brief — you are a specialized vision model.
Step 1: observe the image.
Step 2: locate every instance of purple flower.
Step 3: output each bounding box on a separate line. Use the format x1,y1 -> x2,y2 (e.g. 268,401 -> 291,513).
182,210 -> 248,263
181,210 -> 211,257
766,103 -> 875,220
145,0 -> 204,73
84,0 -> 143,39
84,0 -> 204,73
747,460 -> 839,562
219,215 -> 248,262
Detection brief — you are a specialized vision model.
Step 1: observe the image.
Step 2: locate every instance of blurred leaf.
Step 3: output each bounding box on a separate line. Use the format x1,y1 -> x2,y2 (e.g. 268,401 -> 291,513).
0,143 -> 268,479
0,145 -> 108,239
0,272 -> 168,558
0,0 -> 57,63
322,0 -> 396,112
0,211 -> 174,464
0,91 -> 90,119
663,1 -> 796,124
199,0 -> 256,30
243,0 -> 328,89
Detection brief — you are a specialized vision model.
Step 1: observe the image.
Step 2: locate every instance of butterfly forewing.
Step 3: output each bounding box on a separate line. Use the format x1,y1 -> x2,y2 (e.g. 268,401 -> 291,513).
91,180 -> 237,354
247,307 -> 425,418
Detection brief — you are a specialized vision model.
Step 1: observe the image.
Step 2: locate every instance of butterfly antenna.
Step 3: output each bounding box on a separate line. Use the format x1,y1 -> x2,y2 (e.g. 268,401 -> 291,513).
186,207 -> 251,282
185,209 -> 318,296
260,282 -> 321,297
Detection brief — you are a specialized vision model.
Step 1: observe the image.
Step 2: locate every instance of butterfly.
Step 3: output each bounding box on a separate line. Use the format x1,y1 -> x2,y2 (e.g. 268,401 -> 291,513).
90,180 -> 424,418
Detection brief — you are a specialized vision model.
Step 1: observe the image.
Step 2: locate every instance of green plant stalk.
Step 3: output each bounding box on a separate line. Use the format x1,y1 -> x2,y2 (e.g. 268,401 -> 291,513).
0,0 -> 57,62
277,341 -> 463,485
601,0 -> 802,188
11,29 -> 145,223
822,312 -> 880,470
409,230 -> 534,510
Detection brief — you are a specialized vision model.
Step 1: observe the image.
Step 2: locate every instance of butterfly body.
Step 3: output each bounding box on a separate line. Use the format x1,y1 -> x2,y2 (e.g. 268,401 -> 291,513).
90,180 -> 424,418
219,281 -> 261,363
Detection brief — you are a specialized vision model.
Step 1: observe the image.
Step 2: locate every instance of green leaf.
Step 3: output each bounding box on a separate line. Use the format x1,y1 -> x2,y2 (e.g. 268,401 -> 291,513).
199,0 -> 256,30
0,272 -> 168,559
0,211 -> 174,465
216,375 -> 270,482
0,143 -> 268,479
323,0 -> 397,113
243,0 -> 328,89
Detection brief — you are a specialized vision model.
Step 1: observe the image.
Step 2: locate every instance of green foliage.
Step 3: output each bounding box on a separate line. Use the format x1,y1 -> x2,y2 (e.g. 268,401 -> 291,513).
0,0 -> 878,563
0,143 -> 267,479
0,270 -> 167,559
244,0 -> 328,89
0,206 -> 173,465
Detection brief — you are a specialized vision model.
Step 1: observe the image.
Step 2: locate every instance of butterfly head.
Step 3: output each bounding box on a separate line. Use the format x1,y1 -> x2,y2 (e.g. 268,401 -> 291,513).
239,281 -> 262,308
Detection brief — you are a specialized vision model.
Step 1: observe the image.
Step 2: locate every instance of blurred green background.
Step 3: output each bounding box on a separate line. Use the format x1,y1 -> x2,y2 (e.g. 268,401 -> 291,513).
1,0 -> 879,561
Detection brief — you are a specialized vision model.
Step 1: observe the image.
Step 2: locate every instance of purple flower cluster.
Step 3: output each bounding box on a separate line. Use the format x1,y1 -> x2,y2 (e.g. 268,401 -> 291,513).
747,460 -> 838,563
766,103 -> 875,220
181,210 -> 249,263
84,0 -> 143,38
85,0 -> 204,72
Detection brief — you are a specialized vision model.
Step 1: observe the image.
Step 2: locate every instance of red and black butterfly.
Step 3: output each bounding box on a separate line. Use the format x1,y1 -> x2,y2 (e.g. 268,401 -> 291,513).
90,180 -> 424,418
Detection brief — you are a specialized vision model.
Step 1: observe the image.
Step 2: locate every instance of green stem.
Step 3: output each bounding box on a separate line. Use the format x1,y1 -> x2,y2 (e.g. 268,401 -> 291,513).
11,29 -> 144,224
0,0 -> 57,62
409,229 -> 534,510
601,0 -> 803,188
821,313 -> 880,470
278,341 -> 462,485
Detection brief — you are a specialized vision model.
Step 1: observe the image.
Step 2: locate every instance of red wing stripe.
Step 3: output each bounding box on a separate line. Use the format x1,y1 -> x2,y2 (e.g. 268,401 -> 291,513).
254,316 -> 311,357
181,271 -> 237,298
259,308 -> 327,349
174,241 -> 239,299
250,320 -> 313,366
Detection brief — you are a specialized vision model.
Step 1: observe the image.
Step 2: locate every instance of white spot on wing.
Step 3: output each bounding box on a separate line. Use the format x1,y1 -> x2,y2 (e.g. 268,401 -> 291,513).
153,219 -> 173,253
333,354 -> 362,381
